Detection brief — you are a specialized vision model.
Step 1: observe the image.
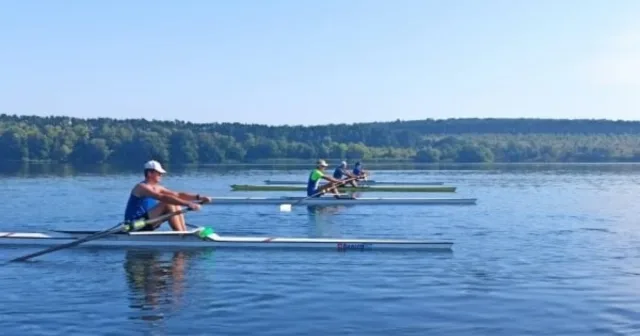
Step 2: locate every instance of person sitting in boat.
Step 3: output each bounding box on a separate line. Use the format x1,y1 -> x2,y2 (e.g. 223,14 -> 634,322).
124,160 -> 213,231
332,161 -> 358,187
308,159 -> 344,198
352,161 -> 368,179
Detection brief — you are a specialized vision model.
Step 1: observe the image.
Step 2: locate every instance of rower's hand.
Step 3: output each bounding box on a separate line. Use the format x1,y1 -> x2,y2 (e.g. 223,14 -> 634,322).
199,196 -> 213,204
187,202 -> 201,211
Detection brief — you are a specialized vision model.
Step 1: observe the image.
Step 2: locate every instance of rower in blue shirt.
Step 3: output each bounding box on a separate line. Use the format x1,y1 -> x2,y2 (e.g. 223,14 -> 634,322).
123,160 -> 213,231
332,161 -> 358,187
352,162 -> 368,179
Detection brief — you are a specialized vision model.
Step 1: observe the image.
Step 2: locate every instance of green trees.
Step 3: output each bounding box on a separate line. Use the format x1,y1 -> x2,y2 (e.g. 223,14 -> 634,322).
1,114 -> 640,164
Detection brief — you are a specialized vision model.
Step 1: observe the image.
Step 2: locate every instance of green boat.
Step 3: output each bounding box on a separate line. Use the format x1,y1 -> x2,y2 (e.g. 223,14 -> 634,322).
230,184 -> 457,193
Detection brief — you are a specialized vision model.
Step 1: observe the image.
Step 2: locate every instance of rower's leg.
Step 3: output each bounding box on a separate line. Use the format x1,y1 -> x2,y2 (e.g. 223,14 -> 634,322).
331,187 -> 340,197
147,203 -> 187,231
166,204 -> 187,231
318,183 -> 338,196
327,184 -> 341,197
165,204 -> 187,231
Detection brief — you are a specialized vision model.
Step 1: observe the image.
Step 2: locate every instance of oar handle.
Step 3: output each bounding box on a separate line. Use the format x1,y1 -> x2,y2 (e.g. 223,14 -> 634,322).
126,200 -> 206,231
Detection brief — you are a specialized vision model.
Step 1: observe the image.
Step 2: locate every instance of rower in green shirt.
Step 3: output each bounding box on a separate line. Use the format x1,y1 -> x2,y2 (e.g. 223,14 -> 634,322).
306,159 -> 343,197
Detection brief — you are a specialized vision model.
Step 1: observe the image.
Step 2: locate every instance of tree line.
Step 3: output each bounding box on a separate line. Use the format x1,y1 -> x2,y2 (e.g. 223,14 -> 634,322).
1,114 -> 640,165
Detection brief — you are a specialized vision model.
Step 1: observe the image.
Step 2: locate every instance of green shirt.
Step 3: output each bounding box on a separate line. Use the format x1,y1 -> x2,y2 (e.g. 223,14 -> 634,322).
307,169 -> 325,195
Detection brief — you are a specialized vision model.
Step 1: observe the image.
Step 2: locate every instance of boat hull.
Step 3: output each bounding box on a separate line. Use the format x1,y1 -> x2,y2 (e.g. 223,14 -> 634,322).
0,230 -> 452,251
231,184 -> 457,192
209,196 -> 476,205
264,180 -> 445,186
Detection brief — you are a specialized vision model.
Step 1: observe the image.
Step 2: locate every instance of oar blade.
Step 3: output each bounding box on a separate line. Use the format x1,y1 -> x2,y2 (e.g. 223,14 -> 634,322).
279,204 -> 292,212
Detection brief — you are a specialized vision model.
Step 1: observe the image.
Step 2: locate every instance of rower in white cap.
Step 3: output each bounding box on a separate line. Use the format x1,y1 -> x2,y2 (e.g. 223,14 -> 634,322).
332,161 -> 359,187
123,160 -> 213,231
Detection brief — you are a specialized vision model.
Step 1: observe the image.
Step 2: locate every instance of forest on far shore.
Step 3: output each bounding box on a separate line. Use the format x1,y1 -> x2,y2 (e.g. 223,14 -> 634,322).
1,114 -> 640,165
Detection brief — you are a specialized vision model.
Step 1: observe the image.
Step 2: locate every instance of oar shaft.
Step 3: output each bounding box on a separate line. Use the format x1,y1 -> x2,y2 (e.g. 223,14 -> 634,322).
138,206 -> 195,229
294,176 -> 359,205
278,176 -> 361,212
9,225 -> 122,262
8,206 -> 195,262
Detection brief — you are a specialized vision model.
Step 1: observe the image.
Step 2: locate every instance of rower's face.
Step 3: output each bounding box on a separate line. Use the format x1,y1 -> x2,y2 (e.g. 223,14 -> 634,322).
148,170 -> 163,182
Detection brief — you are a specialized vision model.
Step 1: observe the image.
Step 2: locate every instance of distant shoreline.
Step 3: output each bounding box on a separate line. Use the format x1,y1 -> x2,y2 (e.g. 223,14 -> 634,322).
2,114 -> 640,165
5,159 -> 640,166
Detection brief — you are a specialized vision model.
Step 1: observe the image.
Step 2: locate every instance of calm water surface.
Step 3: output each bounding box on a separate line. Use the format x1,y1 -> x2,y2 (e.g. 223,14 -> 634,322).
1,165 -> 639,335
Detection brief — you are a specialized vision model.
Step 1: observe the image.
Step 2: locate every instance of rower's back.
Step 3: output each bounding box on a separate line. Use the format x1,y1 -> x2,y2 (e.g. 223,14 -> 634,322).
332,166 -> 344,179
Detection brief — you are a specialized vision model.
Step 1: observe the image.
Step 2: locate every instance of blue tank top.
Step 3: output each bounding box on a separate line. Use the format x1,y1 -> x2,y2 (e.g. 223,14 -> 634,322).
333,167 -> 344,179
353,167 -> 361,175
124,182 -> 158,221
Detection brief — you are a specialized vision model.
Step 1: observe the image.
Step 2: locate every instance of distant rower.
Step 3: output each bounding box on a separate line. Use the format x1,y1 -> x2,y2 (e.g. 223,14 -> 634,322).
332,161 -> 358,187
123,160 -> 212,231
352,161 -> 368,179
307,160 -> 343,198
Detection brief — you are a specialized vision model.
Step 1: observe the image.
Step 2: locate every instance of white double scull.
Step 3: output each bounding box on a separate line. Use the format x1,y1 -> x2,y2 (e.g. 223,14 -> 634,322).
209,196 -> 476,205
0,228 -> 453,251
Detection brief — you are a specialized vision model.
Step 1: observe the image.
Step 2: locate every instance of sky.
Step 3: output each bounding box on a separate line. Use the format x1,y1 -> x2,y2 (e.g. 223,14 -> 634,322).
1,0 -> 640,126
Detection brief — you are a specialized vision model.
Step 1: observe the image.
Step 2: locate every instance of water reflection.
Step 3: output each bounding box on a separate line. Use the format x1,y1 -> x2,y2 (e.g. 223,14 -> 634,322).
305,205 -> 346,237
123,249 -> 210,324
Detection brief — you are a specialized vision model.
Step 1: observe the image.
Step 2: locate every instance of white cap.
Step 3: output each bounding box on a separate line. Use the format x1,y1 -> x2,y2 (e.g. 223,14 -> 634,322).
316,159 -> 328,167
341,161 -> 347,167
144,160 -> 167,174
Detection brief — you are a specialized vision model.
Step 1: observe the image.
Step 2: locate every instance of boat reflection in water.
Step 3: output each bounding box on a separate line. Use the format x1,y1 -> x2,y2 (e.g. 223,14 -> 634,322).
304,205 -> 347,238
304,192 -> 362,237
123,249 -> 213,325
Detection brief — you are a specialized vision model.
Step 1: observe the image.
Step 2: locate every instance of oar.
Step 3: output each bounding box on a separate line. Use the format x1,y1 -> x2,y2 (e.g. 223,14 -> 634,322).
279,176 -> 359,212
8,206 -> 196,262
357,174 -> 369,187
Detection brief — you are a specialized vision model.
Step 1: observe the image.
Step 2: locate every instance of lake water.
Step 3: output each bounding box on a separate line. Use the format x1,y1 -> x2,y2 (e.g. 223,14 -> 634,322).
1,164 -> 639,335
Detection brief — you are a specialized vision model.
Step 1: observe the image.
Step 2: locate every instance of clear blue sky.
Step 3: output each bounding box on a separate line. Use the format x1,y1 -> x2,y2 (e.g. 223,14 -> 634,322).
2,0 -> 640,126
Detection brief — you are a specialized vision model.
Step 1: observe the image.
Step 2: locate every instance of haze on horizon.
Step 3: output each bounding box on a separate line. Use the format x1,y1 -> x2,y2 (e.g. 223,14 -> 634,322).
1,0 -> 640,126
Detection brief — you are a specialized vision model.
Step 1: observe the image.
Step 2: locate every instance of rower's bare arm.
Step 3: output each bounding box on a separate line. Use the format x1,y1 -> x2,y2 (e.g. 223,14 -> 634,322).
179,192 -> 212,203
176,191 -> 199,201
160,187 -> 212,204
137,184 -> 190,206
322,175 -> 340,183
154,186 -> 181,199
